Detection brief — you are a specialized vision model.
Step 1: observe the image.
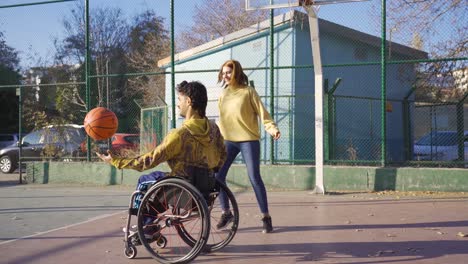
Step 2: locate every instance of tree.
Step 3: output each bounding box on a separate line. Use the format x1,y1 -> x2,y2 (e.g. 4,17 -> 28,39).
386,0 -> 466,57
177,0 -> 269,51
54,3 -> 130,111
0,31 -> 21,133
126,10 -> 170,106
0,31 -> 20,71
53,5 -> 171,133
382,1 -> 467,101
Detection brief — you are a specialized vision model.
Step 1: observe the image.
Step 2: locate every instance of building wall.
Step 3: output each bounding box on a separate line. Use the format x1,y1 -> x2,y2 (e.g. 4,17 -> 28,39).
163,19 -> 419,164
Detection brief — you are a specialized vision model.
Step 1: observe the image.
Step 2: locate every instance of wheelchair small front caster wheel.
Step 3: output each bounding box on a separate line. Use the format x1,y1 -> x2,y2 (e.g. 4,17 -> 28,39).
124,245 -> 137,259
156,235 -> 167,248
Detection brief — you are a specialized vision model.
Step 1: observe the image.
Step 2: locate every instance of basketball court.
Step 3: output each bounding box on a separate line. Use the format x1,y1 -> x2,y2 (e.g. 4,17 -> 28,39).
1,1 -> 466,263
1,174 -> 468,264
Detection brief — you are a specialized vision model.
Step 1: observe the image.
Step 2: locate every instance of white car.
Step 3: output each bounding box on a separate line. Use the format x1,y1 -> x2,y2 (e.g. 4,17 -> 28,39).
413,130 -> 468,161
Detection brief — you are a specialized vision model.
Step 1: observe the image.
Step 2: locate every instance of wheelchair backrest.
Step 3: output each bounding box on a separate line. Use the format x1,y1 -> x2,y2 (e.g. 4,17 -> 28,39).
187,166 -> 218,200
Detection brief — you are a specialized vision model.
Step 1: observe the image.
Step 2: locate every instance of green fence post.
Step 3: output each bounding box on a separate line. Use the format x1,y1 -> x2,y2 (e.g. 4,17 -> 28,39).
269,9 -> 275,164
456,92 -> 468,164
380,0 -> 387,167
170,0 -> 176,129
328,78 -> 341,161
403,86 -> 415,162
85,0 -> 91,161
17,86 -> 23,183
324,79 -> 329,161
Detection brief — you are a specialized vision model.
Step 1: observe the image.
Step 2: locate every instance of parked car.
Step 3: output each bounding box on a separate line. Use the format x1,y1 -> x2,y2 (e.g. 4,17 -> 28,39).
111,133 -> 140,155
81,133 -> 140,156
0,133 -> 25,149
413,130 -> 468,161
0,124 -> 86,174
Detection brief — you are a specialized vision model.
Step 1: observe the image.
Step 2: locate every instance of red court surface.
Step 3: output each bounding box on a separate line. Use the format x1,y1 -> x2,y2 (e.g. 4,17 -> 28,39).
1,174 -> 468,264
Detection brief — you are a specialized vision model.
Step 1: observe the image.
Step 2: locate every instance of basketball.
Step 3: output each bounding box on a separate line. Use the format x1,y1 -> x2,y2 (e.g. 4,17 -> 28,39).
84,107 -> 118,140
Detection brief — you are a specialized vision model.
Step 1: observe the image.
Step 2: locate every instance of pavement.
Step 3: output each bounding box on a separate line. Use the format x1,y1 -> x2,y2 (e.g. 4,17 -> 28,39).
1,173 -> 468,263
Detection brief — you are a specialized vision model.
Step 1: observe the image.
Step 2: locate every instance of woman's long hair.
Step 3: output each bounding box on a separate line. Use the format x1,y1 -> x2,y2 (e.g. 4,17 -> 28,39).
217,60 -> 249,88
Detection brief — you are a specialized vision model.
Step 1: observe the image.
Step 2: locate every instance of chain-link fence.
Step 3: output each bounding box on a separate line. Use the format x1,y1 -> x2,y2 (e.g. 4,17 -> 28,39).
0,0 -> 466,172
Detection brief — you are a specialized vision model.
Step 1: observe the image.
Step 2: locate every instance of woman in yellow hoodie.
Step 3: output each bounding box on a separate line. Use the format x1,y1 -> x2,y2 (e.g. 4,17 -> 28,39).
215,60 -> 280,234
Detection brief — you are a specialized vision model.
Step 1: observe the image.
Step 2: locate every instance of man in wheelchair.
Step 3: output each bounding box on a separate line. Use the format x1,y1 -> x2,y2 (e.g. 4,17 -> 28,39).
96,80 -> 227,243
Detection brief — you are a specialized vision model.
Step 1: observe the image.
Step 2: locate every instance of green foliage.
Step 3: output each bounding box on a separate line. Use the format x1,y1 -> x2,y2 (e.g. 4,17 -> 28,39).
0,31 -> 21,133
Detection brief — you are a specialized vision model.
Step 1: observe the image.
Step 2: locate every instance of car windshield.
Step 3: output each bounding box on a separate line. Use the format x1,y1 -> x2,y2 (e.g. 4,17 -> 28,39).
124,136 -> 139,144
22,131 -> 42,144
416,131 -> 459,146
22,126 -> 86,145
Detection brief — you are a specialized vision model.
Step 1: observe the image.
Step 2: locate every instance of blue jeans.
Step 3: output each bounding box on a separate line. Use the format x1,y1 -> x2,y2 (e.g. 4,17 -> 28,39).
134,171 -> 166,209
216,140 -> 269,214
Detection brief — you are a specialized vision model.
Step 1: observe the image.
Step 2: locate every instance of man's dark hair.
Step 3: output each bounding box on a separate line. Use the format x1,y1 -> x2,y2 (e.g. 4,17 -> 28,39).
176,81 -> 208,118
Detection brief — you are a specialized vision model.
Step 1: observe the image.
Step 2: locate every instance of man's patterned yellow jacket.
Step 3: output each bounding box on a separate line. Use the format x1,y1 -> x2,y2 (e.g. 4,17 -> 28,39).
110,117 -> 226,179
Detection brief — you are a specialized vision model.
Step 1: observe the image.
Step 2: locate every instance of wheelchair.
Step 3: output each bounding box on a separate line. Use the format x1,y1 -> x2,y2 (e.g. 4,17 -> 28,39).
123,168 -> 239,264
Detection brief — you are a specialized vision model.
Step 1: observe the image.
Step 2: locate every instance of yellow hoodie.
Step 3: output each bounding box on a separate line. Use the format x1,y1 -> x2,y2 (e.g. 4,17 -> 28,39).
218,85 -> 279,141
110,117 -> 226,179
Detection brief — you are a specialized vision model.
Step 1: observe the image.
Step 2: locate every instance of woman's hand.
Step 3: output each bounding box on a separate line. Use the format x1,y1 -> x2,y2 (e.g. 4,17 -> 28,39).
271,130 -> 281,140
96,150 -> 113,165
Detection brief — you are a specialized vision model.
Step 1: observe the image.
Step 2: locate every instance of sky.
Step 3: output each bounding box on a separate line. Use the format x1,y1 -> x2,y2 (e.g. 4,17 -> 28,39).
0,0 -> 204,68
0,0 -> 410,69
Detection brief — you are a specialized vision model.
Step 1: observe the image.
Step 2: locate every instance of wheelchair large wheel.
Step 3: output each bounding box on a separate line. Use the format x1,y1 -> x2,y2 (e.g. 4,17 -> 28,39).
137,178 -> 210,264
177,180 -> 239,252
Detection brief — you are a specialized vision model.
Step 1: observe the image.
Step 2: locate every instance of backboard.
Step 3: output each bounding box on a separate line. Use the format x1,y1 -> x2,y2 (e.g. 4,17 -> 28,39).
246,0 -> 367,10
245,0 -> 299,11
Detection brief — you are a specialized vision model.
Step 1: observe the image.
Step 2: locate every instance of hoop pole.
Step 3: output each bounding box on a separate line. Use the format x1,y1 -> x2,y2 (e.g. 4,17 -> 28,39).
305,6 -> 325,194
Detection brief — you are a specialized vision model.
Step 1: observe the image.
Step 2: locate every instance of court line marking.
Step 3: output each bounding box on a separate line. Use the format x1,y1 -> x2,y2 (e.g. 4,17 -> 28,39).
0,210 -> 125,246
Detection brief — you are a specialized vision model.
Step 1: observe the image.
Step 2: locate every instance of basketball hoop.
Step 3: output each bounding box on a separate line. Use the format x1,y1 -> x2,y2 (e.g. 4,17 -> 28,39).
246,0 -> 368,195
301,0 -> 367,6
299,0 -> 314,6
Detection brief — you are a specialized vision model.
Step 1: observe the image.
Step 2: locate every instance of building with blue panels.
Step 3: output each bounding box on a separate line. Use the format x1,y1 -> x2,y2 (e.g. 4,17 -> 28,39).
158,11 -> 427,164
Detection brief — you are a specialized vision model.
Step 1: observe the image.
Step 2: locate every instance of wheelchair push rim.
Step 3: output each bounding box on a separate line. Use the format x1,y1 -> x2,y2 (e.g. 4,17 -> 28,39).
177,179 -> 239,252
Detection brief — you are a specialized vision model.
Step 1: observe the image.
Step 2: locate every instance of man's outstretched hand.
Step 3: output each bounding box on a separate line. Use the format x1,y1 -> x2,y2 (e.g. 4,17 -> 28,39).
96,150 -> 113,165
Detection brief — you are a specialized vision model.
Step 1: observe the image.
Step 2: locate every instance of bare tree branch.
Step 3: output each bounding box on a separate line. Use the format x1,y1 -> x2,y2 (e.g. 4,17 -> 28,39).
176,0 -> 269,51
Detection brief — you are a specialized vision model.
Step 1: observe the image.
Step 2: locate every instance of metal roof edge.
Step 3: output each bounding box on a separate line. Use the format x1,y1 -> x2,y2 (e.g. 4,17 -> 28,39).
158,11 -> 296,68
158,10 -> 428,68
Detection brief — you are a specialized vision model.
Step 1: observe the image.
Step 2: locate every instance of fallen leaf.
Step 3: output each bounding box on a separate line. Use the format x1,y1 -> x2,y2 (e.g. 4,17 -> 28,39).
457,232 -> 468,237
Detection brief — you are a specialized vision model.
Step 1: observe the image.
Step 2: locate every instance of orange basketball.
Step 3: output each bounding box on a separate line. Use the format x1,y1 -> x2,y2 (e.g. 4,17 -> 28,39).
84,107 -> 118,140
